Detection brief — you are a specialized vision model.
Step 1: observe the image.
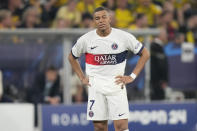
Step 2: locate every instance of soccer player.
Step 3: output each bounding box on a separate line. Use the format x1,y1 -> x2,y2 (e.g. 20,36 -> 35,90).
68,7 -> 150,131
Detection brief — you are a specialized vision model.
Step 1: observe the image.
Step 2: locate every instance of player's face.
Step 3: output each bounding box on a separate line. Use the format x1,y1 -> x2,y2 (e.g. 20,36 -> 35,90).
93,10 -> 111,31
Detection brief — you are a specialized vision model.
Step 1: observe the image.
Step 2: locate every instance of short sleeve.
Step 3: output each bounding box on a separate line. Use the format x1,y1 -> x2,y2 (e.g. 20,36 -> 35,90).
71,36 -> 87,59
126,33 -> 144,55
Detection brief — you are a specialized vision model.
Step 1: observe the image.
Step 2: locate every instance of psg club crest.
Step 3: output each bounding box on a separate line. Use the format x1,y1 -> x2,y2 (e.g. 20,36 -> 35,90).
111,43 -> 118,50
89,111 -> 94,117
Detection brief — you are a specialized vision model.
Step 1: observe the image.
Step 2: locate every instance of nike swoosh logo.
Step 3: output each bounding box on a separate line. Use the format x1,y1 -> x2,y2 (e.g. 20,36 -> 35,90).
118,113 -> 125,117
90,46 -> 98,50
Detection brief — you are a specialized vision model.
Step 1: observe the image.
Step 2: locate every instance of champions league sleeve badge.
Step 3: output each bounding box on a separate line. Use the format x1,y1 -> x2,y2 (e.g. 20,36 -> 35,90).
111,43 -> 118,50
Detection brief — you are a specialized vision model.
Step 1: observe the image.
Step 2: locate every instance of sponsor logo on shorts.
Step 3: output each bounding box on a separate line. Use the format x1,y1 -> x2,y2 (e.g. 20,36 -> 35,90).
89,111 -> 94,117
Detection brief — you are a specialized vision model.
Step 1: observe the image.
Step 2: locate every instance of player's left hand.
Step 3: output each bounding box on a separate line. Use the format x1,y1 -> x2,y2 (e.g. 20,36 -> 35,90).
115,75 -> 134,86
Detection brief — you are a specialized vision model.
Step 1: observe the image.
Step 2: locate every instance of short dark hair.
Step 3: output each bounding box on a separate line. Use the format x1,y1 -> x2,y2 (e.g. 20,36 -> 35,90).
46,65 -> 57,72
136,13 -> 146,20
93,7 -> 110,14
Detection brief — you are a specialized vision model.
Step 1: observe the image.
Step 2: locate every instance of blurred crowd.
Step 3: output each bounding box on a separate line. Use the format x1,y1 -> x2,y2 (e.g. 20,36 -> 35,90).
0,0 -> 197,105
0,0 -> 197,43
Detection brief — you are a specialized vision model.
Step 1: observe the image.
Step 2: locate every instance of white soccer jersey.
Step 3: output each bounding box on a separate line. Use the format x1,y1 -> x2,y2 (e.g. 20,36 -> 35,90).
71,28 -> 144,79
72,28 -> 143,120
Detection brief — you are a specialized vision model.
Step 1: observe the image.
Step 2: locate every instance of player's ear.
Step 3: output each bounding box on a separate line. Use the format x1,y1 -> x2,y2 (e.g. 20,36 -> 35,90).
108,11 -> 114,24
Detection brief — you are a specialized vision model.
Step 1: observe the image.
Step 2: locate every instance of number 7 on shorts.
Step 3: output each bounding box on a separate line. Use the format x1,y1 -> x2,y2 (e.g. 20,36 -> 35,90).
89,100 -> 95,110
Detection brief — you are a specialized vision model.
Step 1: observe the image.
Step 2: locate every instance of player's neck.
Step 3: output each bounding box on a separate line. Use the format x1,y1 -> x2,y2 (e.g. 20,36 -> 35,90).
96,27 -> 112,37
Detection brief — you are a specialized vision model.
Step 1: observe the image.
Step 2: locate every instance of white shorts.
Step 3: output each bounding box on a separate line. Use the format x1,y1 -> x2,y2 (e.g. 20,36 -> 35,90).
87,76 -> 129,121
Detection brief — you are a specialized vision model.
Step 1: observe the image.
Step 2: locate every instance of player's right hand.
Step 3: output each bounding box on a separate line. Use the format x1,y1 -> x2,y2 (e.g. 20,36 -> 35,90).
81,77 -> 91,87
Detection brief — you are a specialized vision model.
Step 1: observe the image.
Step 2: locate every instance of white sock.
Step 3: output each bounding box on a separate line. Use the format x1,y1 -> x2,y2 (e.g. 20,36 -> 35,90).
123,129 -> 129,131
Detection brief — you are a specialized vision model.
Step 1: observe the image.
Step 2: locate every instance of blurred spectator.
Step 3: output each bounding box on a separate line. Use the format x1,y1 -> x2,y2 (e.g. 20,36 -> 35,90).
77,0 -> 95,14
26,0 -> 52,27
2,0 -> 25,27
170,0 -> 189,9
109,10 -> 116,27
162,0 -> 185,27
135,0 -> 162,26
77,0 -> 104,14
39,0 -> 60,24
0,0 -> 195,30
52,17 -> 71,28
54,0 -> 81,28
163,0 -> 186,30
162,0 -> 175,12
27,66 -> 62,104
152,0 -> 165,6
0,10 -> 21,43
25,65 -> 62,127
129,13 -> 148,42
174,32 -> 185,45
150,28 -> 168,100
180,12 -> 197,44
71,74 -> 88,103
18,6 -> 41,28
159,11 -> 178,41
95,0 -> 107,7
44,0 -> 57,12
102,0 -> 116,10
115,0 -> 134,28
0,10 -> 13,29
80,12 -> 94,28
129,13 -> 148,29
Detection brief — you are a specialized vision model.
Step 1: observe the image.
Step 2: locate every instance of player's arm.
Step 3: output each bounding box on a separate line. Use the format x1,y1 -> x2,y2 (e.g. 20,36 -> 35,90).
68,52 -> 90,86
131,47 -> 150,77
115,47 -> 150,85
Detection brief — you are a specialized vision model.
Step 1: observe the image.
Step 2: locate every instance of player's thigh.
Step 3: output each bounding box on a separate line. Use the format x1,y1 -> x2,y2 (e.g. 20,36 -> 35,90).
114,119 -> 128,131
87,86 -> 108,120
107,89 -> 129,120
